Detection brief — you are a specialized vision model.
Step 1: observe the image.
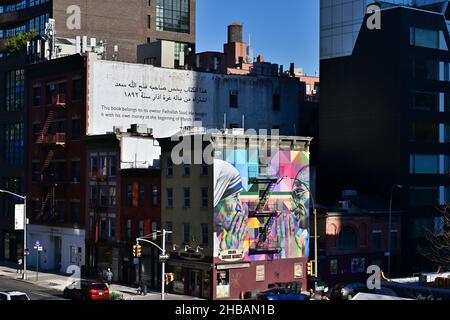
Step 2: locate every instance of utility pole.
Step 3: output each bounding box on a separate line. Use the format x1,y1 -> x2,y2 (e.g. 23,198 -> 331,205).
388,184 -> 403,278
136,229 -> 172,301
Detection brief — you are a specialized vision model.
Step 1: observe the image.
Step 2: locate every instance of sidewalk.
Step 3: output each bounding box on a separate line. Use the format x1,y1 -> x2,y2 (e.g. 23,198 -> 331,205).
0,263 -> 202,300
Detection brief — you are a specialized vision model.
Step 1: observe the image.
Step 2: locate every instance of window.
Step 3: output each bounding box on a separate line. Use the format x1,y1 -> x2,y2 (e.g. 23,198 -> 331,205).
410,154 -> 439,174
98,156 -> 107,176
183,164 -> 190,177
147,15 -> 151,29
166,222 -> 173,244
109,217 -> 116,240
90,156 -> 98,176
138,220 -> 144,237
32,122 -> 41,136
339,226 -> 358,250
183,223 -> 190,244
351,258 -> 366,274
413,59 -> 439,80
183,188 -> 190,208
99,187 -> 108,207
56,200 -> 66,223
167,158 -> 173,176
126,184 -> 132,206
109,186 -> 116,207
273,94 -> 281,111
152,185 -> 158,207
3,123 -> 24,164
330,259 -> 338,275
410,186 -> 439,206
201,163 -> 208,176
109,156 -> 117,177
72,118 -> 81,141
229,90 -> 238,108
167,188 -> 173,208
32,162 -> 40,183
33,86 -> 41,107
100,218 -> 107,240
58,82 -> 66,104
139,185 -> 145,207
70,246 -> 78,264
72,78 -> 82,101
201,223 -> 208,245
410,28 -> 447,50
156,0 -> 190,33
411,92 -> 439,112
5,69 -> 25,111
390,231 -> 398,250
71,160 -> 80,183
126,219 -> 132,239
71,201 -> 80,225
410,123 -> 439,143
372,231 -> 382,251
201,188 -> 208,208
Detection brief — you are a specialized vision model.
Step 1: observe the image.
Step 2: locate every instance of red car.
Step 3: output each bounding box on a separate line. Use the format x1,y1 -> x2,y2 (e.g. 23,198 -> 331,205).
63,280 -> 110,300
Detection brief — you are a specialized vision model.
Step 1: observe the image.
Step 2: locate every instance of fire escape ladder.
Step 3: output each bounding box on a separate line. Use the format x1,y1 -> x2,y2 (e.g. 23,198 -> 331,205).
41,150 -> 55,174
36,110 -> 55,143
37,192 -> 52,220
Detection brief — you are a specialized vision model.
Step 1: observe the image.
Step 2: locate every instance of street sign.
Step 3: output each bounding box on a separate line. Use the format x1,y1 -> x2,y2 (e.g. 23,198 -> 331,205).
14,204 -> 24,230
34,241 -> 41,247
159,254 -> 170,262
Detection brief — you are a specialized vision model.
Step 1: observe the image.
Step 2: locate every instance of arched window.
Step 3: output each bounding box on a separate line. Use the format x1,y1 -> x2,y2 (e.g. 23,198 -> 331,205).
339,226 -> 358,250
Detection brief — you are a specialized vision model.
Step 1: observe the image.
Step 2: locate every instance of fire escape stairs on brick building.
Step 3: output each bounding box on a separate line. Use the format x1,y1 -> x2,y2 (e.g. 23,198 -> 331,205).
36,110 -> 55,144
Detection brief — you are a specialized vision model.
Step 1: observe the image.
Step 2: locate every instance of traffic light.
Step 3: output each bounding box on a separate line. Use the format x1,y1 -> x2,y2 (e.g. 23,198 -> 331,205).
136,244 -> 142,257
307,261 -> 313,276
133,244 -> 142,257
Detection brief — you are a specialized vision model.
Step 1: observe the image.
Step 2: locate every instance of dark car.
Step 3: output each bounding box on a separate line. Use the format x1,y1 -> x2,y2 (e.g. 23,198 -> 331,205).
63,280 -> 110,300
329,282 -> 371,300
257,288 -> 310,301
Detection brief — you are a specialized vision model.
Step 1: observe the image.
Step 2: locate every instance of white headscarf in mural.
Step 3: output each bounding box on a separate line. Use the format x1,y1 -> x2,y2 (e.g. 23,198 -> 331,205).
213,159 -> 243,207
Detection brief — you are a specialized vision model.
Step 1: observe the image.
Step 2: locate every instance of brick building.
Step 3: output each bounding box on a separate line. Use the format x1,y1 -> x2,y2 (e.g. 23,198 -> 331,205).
316,193 -> 403,286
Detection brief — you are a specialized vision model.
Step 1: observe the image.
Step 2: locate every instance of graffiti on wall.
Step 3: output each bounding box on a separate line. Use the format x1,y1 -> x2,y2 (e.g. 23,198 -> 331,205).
214,149 -> 310,262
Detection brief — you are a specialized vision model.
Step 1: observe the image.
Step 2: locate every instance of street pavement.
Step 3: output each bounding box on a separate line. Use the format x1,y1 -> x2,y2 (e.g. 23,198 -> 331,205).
0,264 -> 202,300
0,276 -> 65,300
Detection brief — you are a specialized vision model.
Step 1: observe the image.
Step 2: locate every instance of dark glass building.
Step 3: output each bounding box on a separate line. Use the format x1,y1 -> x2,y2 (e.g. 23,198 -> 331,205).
319,3 -> 450,274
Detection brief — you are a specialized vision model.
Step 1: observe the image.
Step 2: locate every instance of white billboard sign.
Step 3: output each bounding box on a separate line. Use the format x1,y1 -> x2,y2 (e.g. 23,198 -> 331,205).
88,60 -> 214,138
14,204 -> 24,230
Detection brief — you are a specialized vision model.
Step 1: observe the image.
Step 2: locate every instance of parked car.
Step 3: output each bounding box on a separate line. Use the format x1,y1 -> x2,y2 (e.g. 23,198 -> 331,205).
63,280 -> 109,300
329,282 -> 371,300
0,291 -> 30,300
257,288 -> 310,301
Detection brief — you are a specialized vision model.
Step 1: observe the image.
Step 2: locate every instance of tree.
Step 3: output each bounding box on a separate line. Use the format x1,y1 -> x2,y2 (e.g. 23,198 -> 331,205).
6,29 -> 38,53
423,204 -> 450,272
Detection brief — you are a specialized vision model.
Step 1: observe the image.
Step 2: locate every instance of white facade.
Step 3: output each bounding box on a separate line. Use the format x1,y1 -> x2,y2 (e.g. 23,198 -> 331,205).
87,57 -> 301,138
27,224 -> 85,274
320,0 -> 446,59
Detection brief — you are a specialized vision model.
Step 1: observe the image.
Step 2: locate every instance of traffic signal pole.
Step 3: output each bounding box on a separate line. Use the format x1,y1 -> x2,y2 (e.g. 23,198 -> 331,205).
136,229 -> 172,301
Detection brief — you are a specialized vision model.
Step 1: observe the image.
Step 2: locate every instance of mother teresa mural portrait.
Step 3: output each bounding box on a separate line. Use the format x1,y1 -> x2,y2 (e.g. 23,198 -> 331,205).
213,149 -> 310,262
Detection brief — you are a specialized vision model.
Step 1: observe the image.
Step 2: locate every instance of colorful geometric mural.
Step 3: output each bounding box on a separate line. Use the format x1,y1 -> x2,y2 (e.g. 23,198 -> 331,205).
213,148 -> 310,262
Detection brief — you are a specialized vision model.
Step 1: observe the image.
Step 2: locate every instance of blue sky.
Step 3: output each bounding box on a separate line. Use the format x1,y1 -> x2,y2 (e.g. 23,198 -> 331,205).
196,0 -> 320,76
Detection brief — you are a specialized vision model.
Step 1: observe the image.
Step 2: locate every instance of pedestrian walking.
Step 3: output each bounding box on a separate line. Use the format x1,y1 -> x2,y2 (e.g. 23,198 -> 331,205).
106,268 -> 113,286
16,258 -> 23,274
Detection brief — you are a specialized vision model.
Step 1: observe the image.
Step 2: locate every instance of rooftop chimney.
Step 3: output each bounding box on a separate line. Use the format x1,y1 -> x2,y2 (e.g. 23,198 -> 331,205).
257,55 -> 265,62
228,23 -> 243,43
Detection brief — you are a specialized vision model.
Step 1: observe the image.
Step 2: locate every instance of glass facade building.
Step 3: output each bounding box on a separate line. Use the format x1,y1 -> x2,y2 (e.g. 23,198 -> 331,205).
320,0 -> 448,59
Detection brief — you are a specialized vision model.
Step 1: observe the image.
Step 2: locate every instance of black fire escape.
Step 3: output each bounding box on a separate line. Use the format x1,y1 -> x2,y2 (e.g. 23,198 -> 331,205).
248,165 -> 283,256
35,87 -> 66,222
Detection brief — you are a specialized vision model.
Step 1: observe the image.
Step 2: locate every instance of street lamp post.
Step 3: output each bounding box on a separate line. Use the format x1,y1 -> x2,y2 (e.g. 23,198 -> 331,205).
136,229 -> 172,301
0,189 -> 27,280
388,184 -> 403,278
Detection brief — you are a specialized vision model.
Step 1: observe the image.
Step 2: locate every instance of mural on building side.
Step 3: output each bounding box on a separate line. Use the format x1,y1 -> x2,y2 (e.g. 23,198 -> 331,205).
213,149 -> 310,262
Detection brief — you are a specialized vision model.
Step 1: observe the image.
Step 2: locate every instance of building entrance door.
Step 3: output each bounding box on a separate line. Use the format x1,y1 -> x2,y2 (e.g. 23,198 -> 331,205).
189,270 -> 201,297
52,236 -> 62,272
